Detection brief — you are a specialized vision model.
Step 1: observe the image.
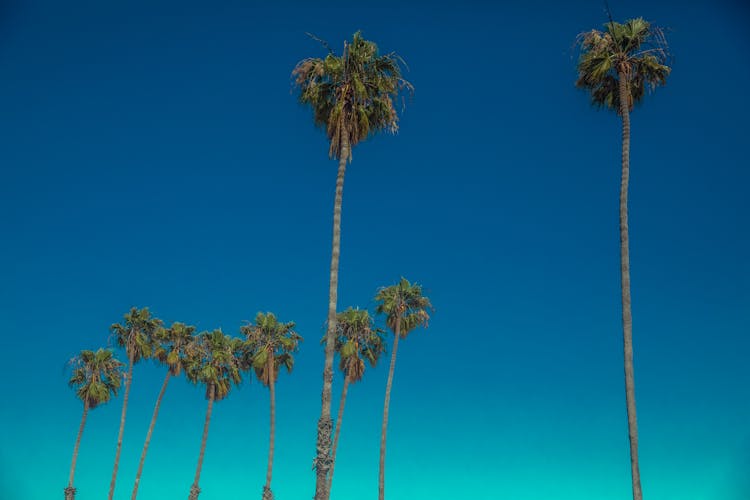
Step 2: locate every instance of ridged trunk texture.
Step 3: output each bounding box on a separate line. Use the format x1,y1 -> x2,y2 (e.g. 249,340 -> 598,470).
109,356 -> 134,500
314,136 -> 350,500
65,402 -> 89,499
327,375 -> 350,493
618,69 -> 643,500
264,355 -> 276,500
379,315 -> 402,500
190,386 -> 214,500
131,372 -> 171,499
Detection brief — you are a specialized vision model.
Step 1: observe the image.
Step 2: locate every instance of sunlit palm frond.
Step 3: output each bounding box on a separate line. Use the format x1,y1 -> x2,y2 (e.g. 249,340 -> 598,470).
293,31 -> 413,160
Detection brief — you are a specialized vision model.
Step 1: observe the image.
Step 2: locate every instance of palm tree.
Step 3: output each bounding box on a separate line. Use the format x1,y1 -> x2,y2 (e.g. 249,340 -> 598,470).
327,307 -> 385,493
184,329 -> 244,500
131,322 -> 196,499
241,312 -> 302,500
374,278 -> 431,500
576,17 -> 670,500
108,307 -> 162,500
65,348 -> 124,500
293,31 -> 412,499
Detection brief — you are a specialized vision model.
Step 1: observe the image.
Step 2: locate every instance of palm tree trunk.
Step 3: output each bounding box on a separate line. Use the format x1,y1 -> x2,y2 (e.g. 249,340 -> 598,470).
379,314 -> 402,500
263,356 -> 276,500
109,356 -> 134,500
131,372 -> 171,499
618,70 -> 643,500
65,402 -> 89,499
327,375 -> 350,493
189,385 -> 215,500
315,135 -> 350,500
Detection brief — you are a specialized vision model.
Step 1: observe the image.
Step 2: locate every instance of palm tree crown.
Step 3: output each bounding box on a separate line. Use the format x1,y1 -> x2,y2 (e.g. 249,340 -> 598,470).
185,329 -> 244,401
68,348 -> 124,409
241,312 -> 302,386
293,31 -> 413,161
374,278 -> 432,337
110,307 -> 163,363
576,18 -> 670,113
154,322 -> 196,376
333,308 -> 386,383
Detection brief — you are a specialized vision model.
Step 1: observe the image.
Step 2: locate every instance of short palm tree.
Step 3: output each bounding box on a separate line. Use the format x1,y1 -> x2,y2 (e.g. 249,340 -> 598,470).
185,329 -> 244,500
131,322 -> 196,499
374,278 -> 431,500
241,312 -> 302,500
65,348 -> 124,500
326,307 -> 385,493
576,17 -> 670,500
293,32 -> 412,499
108,307 -> 162,500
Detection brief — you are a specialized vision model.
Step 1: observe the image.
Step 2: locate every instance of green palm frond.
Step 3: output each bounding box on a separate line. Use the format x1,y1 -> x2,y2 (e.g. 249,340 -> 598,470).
154,322 -> 197,376
68,348 -> 125,409
185,329 -> 244,401
240,312 -> 302,387
375,278 -> 433,338
110,307 -> 163,363
328,307 -> 386,383
293,31 -> 413,160
575,17 -> 671,114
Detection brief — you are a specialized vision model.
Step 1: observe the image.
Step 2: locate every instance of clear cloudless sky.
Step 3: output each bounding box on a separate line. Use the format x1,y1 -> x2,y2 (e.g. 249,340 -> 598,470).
1,0 -> 748,499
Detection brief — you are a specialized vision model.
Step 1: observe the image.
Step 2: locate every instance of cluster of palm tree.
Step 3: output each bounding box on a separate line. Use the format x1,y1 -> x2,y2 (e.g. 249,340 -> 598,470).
65,308 -> 302,500
65,278 -> 432,500
295,17 -> 669,500
65,12 -> 670,500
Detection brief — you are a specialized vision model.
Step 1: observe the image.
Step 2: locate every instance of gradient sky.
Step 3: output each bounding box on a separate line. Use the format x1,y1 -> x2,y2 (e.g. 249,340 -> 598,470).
1,1 -> 748,499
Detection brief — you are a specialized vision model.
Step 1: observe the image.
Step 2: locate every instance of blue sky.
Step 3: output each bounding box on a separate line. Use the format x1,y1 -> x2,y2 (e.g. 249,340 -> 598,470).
1,1 -> 748,499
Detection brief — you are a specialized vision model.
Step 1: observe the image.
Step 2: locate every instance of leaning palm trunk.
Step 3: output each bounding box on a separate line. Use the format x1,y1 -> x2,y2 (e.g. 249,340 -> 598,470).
618,69 -> 642,500
131,372 -> 171,499
189,386 -> 215,500
109,356 -> 134,500
327,375 -> 350,493
65,402 -> 89,499
314,136 -> 350,500
379,314 -> 402,500
263,357 -> 276,500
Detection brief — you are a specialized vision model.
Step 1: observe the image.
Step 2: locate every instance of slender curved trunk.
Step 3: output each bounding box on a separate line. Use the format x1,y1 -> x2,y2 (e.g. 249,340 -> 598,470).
618,70 -> 643,500
131,372 -> 171,499
109,355 -> 134,500
65,402 -> 89,499
327,375 -> 350,493
314,135 -> 350,500
189,385 -> 215,500
379,314 -> 402,500
263,356 -> 276,500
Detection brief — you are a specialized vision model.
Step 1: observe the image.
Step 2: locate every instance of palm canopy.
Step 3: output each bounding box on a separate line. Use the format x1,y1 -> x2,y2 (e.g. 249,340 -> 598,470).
185,330 -> 244,401
154,322 -> 196,376
292,31 -> 413,161
330,308 -> 386,383
576,17 -> 670,113
241,312 -> 302,386
68,348 -> 124,409
110,307 -> 163,363
374,278 -> 432,337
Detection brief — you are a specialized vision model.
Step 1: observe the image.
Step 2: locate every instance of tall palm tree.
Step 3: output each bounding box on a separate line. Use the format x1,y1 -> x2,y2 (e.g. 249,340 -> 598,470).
327,307 -> 385,493
293,31 -> 412,499
108,307 -> 162,500
184,329 -> 244,500
65,349 -> 124,500
241,312 -> 302,500
131,322 -> 196,499
374,278 -> 431,500
576,17 -> 670,500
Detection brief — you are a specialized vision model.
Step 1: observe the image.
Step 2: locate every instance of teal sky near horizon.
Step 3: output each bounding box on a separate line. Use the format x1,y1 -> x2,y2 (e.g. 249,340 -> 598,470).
1,1 -> 748,499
